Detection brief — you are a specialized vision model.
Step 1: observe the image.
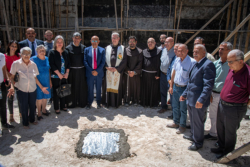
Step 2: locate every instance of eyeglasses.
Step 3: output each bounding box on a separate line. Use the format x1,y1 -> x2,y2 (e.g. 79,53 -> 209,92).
228,60 -> 240,64
22,53 -> 31,57
91,40 -> 98,43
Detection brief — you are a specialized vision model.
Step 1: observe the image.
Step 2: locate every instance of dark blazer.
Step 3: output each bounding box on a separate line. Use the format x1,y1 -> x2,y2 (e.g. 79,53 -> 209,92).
48,49 -> 70,76
83,46 -> 106,78
19,39 -> 44,49
182,57 -> 216,107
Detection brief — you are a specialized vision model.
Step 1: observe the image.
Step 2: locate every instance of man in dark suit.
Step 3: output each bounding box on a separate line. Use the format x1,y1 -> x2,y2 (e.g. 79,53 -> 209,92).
84,36 -> 106,109
19,28 -> 44,57
180,44 -> 216,151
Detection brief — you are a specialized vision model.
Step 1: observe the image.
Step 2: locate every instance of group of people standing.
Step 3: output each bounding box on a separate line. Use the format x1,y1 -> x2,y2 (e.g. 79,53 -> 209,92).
0,28 -> 249,160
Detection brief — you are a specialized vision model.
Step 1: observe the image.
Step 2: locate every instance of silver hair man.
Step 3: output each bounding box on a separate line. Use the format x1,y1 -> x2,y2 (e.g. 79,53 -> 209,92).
20,47 -> 32,55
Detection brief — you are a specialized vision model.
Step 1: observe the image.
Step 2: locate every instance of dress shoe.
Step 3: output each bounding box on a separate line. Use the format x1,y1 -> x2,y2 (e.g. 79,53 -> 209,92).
211,147 -> 224,154
37,115 -> 43,121
204,134 -> 217,140
2,123 -> 15,129
188,143 -> 201,151
124,103 -> 129,107
186,125 -> 191,129
176,126 -> 186,134
86,104 -> 91,110
183,135 -> 194,141
167,114 -> 173,120
166,123 -> 179,128
158,108 -> 167,113
97,104 -> 101,109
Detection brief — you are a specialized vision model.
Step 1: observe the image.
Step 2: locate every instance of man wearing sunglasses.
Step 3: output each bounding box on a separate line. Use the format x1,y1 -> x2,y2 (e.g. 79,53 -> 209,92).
84,36 -> 105,109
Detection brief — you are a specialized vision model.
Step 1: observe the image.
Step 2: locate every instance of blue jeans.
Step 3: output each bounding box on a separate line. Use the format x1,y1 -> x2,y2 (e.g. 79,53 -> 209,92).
160,72 -> 169,109
172,84 -> 187,127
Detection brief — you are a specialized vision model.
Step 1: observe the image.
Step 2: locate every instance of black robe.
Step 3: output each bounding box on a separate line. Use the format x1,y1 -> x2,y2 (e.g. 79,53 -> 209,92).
140,47 -> 161,107
122,47 -> 143,104
66,43 -> 88,108
102,44 -> 127,108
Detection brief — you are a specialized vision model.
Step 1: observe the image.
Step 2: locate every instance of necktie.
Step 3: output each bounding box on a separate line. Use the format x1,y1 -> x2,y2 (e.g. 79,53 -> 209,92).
31,42 -> 35,57
94,48 -> 97,70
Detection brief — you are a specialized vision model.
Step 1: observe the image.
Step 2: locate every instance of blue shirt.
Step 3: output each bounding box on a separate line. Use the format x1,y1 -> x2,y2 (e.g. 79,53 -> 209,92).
157,45 -> 165,50
167,55 -> 176,82
173,55 -> 196,86
44,41 -> 54,57
51,56 -> 65,78
213,58 -> 230,92
27,39 -> 38,56
160,47 -> 175,73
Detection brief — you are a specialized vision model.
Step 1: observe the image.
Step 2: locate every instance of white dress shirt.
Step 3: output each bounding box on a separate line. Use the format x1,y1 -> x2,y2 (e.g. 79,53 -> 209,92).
0,53 -> 5,83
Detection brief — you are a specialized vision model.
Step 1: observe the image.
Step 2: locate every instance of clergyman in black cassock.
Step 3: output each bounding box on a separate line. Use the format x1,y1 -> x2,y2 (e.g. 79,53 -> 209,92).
122,36 -> 143,106
140,38 -> 161,108
66,32 -> 88,108
101,32 -> 127,108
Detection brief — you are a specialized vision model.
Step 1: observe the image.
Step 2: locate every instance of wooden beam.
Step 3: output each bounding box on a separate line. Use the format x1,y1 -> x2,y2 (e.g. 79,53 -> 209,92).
28,0 -> 34,27
173,0 -> 178,38
238,0 -> 248,50
23,0 -> 28,27
75,0 -> 79,32
233,0 -> 243,48
66,0 -> 69,45
114,0 -> 118,31
185,0 -> 234,45
230,0 -> 237,33
126,0 -> 129,35
216,142 -> 250,164
121,0 -> 123,44
5,0 -> 10,25
175,1 -> 182,43
39,0 -> 45,41
224,3 -> 232,39
59,0 -> 61,35
17,0 -> 22,40
35,0 -> 40,39
81,0 -> 84,43
0,0 -> 11,42
244,20 -> 250,53
211,14 -> 250,56
244,51 -> 250,62
10,0 -> 16,39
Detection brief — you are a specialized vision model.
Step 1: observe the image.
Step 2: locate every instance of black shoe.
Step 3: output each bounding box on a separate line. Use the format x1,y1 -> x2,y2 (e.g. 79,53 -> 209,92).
204,134 -> 217,140
186,125 -> 191,129
158,108 -> 167,113
211,147 -> 224,154
86,104 -> 91,110
42,112 -> 50,116
97,104 -> 101,109
37,116 -> 43,121
62,108 -> 69,112
55,111 -> 61,114
214,142 -> 219,147
167,114 -> 173,120
188,143 -> 202,151
216,153 -> 225,159
124,103 -> 129,107
2,123 -> 15,129
183,135 -> 194,141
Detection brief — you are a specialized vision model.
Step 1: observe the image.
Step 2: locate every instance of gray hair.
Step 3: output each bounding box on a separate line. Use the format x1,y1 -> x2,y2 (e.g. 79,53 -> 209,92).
111,32 -> 120,38
194,44 -> 207,52
36,45 -> 47,52
220,42 -> 233,50
174,43 -> 182,47
20,47 -> 32,55
73,32 -> 81,38
179,44 -> 188,50
53,35 -> 65,51
228,49 -> 244,60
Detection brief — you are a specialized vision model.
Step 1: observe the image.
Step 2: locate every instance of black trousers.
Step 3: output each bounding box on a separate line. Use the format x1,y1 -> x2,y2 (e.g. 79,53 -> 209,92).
16,89 -> 37,126
51,78 -> 67,110
217,100 -> 247,155
0,82 -> 7,125
7,87 -> 21,114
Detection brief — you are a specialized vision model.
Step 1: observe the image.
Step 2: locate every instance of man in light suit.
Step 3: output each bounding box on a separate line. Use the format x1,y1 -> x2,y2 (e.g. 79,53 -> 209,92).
84,36 -> 106,109
180,44 -> 216,151
19,28 -> 44,57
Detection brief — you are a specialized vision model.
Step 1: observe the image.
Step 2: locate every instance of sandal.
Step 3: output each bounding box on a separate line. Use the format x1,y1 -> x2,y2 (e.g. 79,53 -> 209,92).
42,112 -> 50,116
37,116 -> 43,121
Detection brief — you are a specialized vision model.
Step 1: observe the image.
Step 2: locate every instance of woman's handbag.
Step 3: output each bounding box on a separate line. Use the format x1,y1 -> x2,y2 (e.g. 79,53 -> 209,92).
56,80 -> 71,98
14,72 -> 19,82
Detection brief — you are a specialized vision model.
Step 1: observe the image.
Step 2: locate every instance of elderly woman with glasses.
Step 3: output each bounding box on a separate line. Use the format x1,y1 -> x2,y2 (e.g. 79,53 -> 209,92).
8,47 -> 40,129
48,35 -> 70,114
31,45 -> 52,121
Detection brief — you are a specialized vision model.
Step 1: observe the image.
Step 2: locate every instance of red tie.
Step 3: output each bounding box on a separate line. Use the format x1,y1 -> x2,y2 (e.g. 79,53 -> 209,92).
94,48 -> 97,70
